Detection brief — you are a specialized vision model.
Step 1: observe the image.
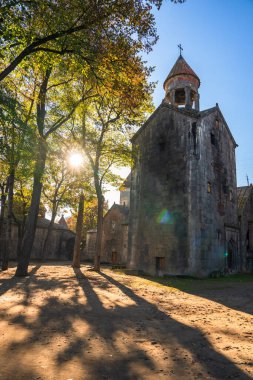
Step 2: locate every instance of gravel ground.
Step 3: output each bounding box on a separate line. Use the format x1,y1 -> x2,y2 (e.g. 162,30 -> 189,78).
0,263 -> 252,380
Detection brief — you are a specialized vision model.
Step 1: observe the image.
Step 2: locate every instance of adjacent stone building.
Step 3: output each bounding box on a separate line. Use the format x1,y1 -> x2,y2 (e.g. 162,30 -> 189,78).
85,229 -> 97,261
237,185 -> 253,272
85,177 -> 130,265
1,217 -> 75,261
101,204 -> 129,265
128,54 -> 240,277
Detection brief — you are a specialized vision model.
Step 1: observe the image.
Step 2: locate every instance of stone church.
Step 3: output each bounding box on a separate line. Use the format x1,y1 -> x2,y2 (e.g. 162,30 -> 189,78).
85,54 -> 253,276
127,54 -> 250,277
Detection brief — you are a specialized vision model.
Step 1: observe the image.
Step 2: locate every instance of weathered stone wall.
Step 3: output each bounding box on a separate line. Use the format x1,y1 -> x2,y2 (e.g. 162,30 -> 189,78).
84,230 -> 97,261
188,108 -> 239,275
129,103 -> 199,275
239,187 -> 253,272
1,221 -> 75,261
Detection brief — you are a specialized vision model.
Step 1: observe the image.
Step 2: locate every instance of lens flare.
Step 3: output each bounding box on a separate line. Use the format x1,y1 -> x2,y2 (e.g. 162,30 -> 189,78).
156,209 -> 172,224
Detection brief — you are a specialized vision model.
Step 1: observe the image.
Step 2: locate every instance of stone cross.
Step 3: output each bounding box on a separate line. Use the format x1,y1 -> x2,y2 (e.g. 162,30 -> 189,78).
178,44 -> 183,56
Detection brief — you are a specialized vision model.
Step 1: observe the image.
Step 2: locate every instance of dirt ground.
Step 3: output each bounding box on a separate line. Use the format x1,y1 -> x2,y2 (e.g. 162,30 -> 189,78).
0,263 -> 252,380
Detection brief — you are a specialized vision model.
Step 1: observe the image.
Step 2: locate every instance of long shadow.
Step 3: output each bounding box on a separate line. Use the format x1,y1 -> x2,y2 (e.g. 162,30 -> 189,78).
0,265 -> 251,380
133,274 -> 253,315
71,268 -> 155,379
98,271 -> 252,380
0,264 -> 41,297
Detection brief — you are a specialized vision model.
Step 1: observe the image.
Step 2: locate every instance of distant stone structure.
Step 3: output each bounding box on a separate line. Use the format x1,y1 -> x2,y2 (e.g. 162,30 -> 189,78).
119,174 -> 131,207
237,185 -> 253,272
101,204 -> 129,265
85,179 -> 130,265
85,229 -> 97,261
127,54 -> 248,277
1,217 -> 75,261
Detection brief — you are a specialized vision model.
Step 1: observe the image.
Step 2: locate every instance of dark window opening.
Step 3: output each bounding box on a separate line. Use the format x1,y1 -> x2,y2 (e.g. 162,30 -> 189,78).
175,88 -> 185,106
192,122 -> 197,152
211,133 -> 217,146
158,136 -> 166,152
223,182 -> 228,194
222,185 -> 226,194
111,221 -> 116,233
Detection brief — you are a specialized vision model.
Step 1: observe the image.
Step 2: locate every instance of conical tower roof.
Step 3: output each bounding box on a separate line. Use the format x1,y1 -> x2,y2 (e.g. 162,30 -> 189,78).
163,55 -> 200,89
58,215 -> 68,229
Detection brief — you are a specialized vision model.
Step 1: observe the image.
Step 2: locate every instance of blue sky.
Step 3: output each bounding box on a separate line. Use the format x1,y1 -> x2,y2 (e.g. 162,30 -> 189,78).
147,0 -> 253,186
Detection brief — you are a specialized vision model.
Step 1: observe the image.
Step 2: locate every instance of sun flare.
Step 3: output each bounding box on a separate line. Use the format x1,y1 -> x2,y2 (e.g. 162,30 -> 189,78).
68,152 -> 84,168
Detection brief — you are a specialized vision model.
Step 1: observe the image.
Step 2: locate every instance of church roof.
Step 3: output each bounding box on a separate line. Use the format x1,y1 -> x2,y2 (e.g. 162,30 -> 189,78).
36,217 -> 75,233
200,104 -> 238,148
163,55 -> 200,88
131,103 -> 199,142
104,203 -> 129,224
58,215 -> 68,229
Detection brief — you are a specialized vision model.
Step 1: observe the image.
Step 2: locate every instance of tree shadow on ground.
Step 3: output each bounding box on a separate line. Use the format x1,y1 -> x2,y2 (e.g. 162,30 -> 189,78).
0,265 -> 251,380
0,264 -> 41,297
133,274 -> 253,315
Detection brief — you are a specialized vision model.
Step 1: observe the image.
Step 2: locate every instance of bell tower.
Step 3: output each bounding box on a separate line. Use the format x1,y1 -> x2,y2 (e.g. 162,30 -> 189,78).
163,52 -> 200,110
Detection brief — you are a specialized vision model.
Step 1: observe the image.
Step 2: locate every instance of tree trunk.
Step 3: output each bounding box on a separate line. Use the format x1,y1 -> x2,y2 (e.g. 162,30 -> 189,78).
72,193 -> 84,268
15,138 -> 47,276
0,184 -> 6,221
16,202 -> 27,259
0,184 -> 7,263
94,192 -> 104,272
2,168 -> 15,271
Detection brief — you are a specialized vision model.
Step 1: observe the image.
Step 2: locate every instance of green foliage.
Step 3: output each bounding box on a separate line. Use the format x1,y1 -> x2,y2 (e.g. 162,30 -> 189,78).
0,0 -> 166,82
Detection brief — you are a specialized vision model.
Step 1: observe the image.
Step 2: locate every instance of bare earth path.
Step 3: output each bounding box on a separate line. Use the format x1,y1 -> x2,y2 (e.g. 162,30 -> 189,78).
0,263 -> 252,380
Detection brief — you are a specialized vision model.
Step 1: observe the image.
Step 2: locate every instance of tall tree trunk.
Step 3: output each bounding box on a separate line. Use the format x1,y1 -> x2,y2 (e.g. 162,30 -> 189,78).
2,167 -> 15,271
15,138 -> 47,276
42,206 -> 57,260
0,184 -> 6,222
0,183 -> 7,266
72,193 -> 84,268
94,180 -> 104,271
16,201 -> 27,259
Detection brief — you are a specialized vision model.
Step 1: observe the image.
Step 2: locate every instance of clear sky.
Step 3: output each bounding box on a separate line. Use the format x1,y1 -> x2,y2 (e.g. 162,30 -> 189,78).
106,0 -> 253,206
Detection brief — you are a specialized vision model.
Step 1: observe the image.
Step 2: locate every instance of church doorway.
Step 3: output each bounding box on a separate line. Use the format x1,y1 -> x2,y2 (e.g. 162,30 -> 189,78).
226,239 -> 237,271
156,257 -> 165,276
111,251 -> 118,264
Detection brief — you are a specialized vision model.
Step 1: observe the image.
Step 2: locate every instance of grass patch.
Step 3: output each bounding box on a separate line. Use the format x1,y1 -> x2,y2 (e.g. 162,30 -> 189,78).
123,273 -> 253,292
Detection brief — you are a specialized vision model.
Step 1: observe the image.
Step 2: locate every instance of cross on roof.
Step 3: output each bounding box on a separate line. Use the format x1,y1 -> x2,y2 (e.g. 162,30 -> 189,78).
178,44 -> 183,56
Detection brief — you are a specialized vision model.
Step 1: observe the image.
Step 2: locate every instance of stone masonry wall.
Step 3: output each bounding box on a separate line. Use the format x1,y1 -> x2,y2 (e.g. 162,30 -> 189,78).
128,104 -> 199,275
